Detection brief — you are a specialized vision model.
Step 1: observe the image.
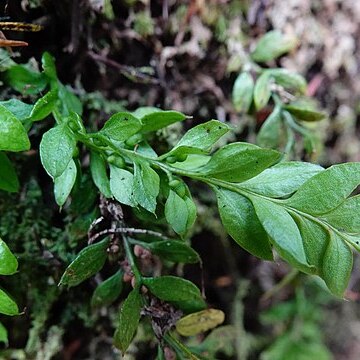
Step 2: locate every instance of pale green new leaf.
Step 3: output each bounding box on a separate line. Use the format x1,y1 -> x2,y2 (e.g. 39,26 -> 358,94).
267,69 -> 307,94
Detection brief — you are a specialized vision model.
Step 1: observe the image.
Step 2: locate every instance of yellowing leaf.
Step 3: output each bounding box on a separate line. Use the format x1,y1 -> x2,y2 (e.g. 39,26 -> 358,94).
176,309 -> 225,337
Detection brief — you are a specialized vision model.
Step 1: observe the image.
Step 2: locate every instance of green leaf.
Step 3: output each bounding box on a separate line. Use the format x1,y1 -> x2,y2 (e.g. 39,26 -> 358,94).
284,106 -> 326,122
322,233 -> 353,297
0,152 -> 19,192
256,106 -> 284,148
133,161 -> 160,213
114,288 -> 143,353
141,240 -> 200,263
167,120 -> 230,157
165,190 -> 190,236
58,84 -> 83,116
140,110 -> 187,133
251,30 -> 298,62
29,88 -> 58,121
0,322 -> 8,345
232,72 -> 254,113
200,143 -> 282,182
291,214 -> 328,272
254,72 -> 272,110
40,124 -> 76,178
109,165 -> 137,207
250,196 -> 311,272
54,159 -> 77,206
91,270 -> 124,307
90,151 -> 112,198
0,237 -> 18,275
143,276 -> 206,313
0,288 -> 19,315
0,99 -> 33,121
0,105 -> 30,152
5,64 -> 48,95
240,162 -> 324,198
42,52 -> 57,80
321,195 -> 360,233
267,69 -> 307,94
100,112 -> 142,141
284,163 -> 360,215
215,189 -> 273,260
132,106 -> 161,118
59,238 -> 110,287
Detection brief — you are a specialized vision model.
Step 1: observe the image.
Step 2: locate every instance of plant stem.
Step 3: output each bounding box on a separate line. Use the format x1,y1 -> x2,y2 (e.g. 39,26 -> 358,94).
122,235 -> 142,286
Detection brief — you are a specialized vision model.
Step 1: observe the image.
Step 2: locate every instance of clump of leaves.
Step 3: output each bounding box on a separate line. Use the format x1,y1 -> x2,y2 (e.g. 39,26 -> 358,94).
1,50 -> 360,357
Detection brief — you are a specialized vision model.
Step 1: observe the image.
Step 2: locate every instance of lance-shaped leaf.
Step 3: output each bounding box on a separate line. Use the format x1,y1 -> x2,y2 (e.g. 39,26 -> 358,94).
0,238 -> 18,275
0,105 -> 30,152
284,163 -> 360,215
40,124 -> 76,178
91,270 -> 124,308
109,166 -> 137,207
165,121 -> 230,158
29,88 -> 58,122
322,232 -> 353,297
58,84 -> 83,116
284,105 -> 326,122
200,143 -> 282,182
239,162 -> 324,198
232,72 -> 254,113
256,106 -> 284,149
137,239 -> 200,264
90,151 -> 111,198
0,152 -> 19,193
251,30 -> 298,62
254,72 -> 272,110
250,196 -> 312,273
59,238 -> 110,287
0,288 -> 19,316
133,161 -> 160,213
165,190 -> 190,236
140,109 -> 187,133
143,276 -> 206,313
216,188 -> 273,260
321,195 -> 360,233
114,288 -> 143,353
54,159 -> 77,206
100,112 -> 142,141
267,69 -> 307,94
